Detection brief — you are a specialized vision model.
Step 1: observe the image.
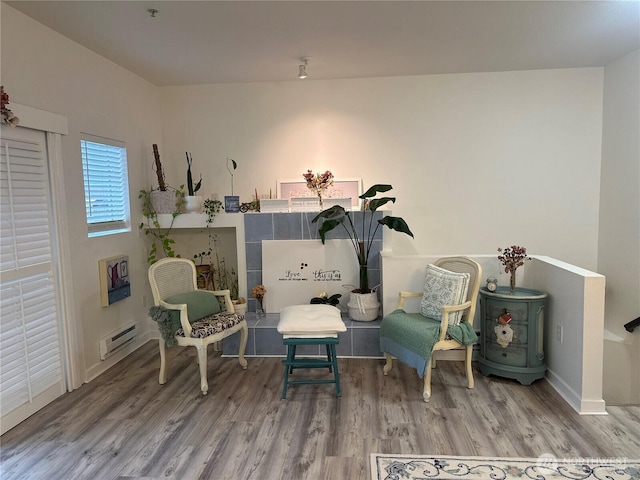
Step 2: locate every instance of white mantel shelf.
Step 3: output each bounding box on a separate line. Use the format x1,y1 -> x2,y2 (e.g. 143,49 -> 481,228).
152,213 -> 244,229
146,213 -> 247,302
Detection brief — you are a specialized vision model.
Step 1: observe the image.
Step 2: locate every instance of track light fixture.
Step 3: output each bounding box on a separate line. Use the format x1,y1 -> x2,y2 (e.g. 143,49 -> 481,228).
298,58 -> 308,79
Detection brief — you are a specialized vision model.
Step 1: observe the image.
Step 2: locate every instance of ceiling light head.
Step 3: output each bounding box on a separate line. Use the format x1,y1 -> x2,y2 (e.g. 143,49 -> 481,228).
147,8 -> 158,18
298,58 -> 309,79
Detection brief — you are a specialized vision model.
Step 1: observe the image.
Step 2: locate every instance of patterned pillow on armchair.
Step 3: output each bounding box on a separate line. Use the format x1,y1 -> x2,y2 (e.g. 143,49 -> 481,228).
419,264 -> 470,325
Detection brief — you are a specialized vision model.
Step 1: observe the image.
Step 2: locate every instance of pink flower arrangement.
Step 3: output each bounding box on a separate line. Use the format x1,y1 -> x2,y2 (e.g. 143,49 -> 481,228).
251,284 -> 266,299
497,245 -> 531,293
303,170 -> 334,199
497,245 -> 530,274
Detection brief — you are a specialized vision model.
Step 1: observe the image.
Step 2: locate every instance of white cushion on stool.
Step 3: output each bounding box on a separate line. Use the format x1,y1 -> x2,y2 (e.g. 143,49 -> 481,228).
278,304 -> 346,338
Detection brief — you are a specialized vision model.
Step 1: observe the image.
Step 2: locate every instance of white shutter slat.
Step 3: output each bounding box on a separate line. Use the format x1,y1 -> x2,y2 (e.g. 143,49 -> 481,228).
1,134 -> 53,273
1,127 -> 64,429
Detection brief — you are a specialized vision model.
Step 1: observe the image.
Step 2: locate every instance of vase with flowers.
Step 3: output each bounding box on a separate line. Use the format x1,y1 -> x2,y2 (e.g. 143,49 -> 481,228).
251,284 -> 267,319
497,245 -> 531,294
303,170 -> 334,210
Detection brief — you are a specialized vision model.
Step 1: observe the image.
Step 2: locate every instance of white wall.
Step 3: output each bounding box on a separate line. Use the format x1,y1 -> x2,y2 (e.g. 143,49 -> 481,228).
3,2 -> 624,399
1,5 -> 162,381
159,68 -> 604,271
599,49 -> 640,405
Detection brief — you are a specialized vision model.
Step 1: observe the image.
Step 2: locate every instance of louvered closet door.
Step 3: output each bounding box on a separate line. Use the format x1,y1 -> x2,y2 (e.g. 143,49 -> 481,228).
0,125 -> 65,434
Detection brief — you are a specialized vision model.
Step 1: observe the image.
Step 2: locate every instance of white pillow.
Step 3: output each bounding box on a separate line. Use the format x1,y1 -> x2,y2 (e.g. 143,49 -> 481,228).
277,304 -> 346,337
420,264 -> 470,325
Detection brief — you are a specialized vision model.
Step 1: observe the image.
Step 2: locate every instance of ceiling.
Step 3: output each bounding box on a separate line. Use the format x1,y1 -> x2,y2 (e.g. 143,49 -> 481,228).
6,1 -> 640,86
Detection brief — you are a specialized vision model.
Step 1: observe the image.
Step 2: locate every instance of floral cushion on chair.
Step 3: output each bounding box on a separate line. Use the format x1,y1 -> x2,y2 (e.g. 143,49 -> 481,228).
419,264 -> 470,325
175,312 -> 244,338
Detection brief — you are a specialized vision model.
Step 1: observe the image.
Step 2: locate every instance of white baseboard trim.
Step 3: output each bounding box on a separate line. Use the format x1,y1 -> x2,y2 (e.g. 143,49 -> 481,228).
85,331 -> 156,382
546,369 -> 607,415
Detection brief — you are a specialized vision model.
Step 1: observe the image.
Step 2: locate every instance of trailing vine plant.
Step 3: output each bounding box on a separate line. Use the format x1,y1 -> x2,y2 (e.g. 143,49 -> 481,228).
139,186 -> 185,264
203,198 -> 224,225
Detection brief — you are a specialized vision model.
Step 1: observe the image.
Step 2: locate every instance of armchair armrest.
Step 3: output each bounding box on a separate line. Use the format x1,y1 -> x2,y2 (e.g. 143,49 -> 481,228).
397,291 -> 422,310
210,289 -> 234,313
438,300 -> 472,342
158,300 -> 192,337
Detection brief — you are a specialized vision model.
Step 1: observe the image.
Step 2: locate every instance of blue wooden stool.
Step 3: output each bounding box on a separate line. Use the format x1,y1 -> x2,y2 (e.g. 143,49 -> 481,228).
277,305 -> 346,399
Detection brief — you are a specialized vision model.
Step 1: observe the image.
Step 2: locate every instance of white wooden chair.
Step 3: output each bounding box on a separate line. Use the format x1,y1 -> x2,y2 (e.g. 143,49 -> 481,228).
381,257 -> 482,402
148,258 -> 247,395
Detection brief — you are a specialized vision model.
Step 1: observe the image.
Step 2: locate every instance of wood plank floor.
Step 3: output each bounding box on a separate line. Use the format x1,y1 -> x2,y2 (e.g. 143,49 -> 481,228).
2,340 -> 639,480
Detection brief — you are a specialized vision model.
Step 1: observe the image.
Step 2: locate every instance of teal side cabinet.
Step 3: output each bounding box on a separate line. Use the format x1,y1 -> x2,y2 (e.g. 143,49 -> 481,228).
479,286 -> 547,385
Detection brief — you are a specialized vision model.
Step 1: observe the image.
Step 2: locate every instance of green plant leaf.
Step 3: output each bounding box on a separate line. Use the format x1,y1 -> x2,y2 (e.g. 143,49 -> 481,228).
379,216 -> 414,237
360,184 -> 392,199
317,218 -> 345,243
312,205 -> 347,222
368,197 -> 395,212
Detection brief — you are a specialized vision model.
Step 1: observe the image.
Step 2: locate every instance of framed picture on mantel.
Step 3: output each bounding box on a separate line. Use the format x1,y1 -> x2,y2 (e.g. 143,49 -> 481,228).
224,195 -> 240,213
277,178 -> 362,208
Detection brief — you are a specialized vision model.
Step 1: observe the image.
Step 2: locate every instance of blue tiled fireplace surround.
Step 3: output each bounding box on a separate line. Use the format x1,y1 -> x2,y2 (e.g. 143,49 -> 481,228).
223,211 -> 384,358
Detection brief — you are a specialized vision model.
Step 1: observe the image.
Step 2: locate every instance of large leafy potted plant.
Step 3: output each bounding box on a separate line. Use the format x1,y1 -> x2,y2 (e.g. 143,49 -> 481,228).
312,184 -> 414,320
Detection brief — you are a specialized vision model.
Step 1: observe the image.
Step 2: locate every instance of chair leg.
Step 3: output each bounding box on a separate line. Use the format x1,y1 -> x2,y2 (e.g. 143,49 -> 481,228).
383,353 -> 393,375
325,344 -> 333,373
423,359 -> 433,402
281,344 -> 295,399
238,324 -> 248,369
196,345 -> 209,395
330,344 -> 341,397
289,345 -> 297,374
465,345 -> 474,389
158,338 -> 167,385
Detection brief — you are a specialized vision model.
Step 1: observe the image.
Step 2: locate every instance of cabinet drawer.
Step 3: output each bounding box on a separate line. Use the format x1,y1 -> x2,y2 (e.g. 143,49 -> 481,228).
484,341 -> 527,367
485,302 -> 530,323
484,318 -> 528,344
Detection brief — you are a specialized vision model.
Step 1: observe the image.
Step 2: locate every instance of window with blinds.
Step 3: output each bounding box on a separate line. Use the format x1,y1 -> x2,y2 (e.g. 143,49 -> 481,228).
80,134 -> 130,237
1,126 -> 65,433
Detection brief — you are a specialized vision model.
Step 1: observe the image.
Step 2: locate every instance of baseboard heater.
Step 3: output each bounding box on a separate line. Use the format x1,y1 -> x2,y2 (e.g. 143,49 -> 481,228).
99,322 -> 137,360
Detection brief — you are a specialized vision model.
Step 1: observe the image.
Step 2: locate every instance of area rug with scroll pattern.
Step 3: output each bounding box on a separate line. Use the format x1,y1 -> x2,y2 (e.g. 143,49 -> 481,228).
370,453 -> 640,480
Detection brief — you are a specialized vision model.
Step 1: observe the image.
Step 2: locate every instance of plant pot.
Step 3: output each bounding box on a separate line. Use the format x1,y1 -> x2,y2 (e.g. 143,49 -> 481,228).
195,264 -> 212,289
347,291 -> 380,321
184,195 -> 202,214
150,190 -> 177,214
232,301 -> 247,316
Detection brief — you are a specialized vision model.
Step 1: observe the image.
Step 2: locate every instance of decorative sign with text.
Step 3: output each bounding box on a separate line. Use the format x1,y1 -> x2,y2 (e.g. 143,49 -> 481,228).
262,240 -> 358,312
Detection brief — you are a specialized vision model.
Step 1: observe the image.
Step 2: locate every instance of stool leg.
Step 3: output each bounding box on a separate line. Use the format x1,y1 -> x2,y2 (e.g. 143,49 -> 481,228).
282,345 -> 294,399
289,344 -> 297,374
325,344 -> 333,373
330,344 -> 341,397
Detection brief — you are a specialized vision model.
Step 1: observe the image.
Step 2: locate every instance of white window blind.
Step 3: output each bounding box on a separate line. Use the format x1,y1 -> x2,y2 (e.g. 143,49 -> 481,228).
0,126 -> 65,433
80,134 -> 130,236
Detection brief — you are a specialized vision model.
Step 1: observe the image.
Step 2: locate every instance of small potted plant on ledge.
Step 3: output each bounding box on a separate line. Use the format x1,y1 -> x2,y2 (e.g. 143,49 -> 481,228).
147,144 -> 183,214
184,151 -> 203,213
139,144 -> 185,264
312,184 -> 414,321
